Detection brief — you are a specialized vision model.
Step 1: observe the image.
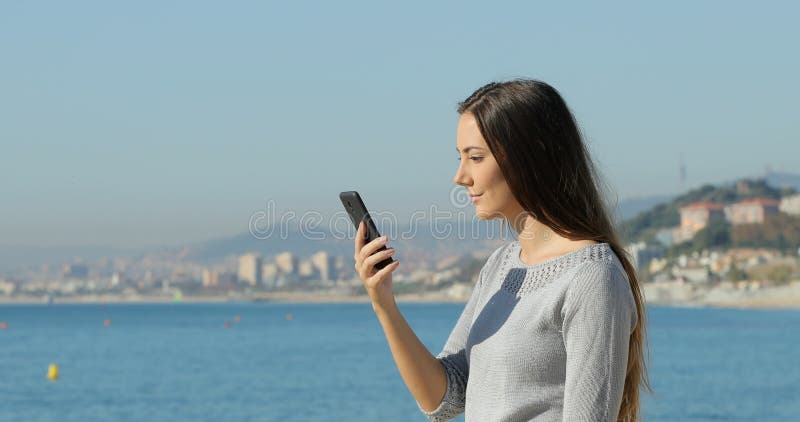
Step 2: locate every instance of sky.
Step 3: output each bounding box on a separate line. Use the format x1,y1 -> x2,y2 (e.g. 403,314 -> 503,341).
1,1 -> 798,249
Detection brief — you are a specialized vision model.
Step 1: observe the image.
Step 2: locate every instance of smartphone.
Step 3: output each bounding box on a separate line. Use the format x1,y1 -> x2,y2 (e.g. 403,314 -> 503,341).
339,191 -> 394,270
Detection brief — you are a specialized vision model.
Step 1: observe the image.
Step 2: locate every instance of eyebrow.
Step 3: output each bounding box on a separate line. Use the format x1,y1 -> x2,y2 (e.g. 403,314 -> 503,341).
456,146 -> 485,153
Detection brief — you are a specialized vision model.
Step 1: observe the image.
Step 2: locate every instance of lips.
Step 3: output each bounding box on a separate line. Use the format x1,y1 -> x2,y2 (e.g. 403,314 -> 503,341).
470,194 -> 482,203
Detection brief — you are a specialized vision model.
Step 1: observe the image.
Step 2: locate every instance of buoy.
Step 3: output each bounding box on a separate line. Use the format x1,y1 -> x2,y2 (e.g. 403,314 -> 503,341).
0,321 -> 7,330
234,315 -> 241,323
224,321 -> 231,328
47,364 -> 59,381
104,319 -> 111,327
285,313 -> 293,321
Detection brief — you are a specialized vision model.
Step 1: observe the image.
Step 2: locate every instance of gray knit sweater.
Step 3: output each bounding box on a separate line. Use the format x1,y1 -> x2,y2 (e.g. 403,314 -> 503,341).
417,241 -> 637,421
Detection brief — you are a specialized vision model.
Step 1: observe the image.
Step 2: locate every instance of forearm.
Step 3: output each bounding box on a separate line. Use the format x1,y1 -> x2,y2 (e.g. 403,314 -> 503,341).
374,301 -> 447,412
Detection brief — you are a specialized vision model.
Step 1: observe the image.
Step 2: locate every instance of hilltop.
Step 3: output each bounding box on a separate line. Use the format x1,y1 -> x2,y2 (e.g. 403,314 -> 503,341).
621,178 -> 797,247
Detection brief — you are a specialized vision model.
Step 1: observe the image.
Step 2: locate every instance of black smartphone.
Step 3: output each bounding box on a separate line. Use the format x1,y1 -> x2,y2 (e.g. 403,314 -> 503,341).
339,191 -> 394,270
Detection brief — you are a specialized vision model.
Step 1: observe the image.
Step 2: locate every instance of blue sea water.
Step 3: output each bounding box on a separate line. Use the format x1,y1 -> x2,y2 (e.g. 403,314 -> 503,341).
0,303 -> 798,421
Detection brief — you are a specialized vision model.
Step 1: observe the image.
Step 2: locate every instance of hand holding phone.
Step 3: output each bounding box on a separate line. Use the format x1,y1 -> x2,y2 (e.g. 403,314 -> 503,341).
340,191 -> 394,270
341,191 -> 400,308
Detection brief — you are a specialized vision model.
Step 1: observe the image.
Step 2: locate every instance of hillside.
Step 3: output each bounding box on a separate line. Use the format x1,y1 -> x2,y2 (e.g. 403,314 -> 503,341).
620,178 -> 795,244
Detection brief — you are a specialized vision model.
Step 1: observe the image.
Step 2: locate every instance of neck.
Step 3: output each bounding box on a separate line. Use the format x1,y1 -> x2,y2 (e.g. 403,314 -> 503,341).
507,208 -> 597,265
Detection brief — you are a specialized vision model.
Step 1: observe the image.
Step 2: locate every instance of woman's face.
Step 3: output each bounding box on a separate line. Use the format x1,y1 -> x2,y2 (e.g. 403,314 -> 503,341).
454,113 -> 522,221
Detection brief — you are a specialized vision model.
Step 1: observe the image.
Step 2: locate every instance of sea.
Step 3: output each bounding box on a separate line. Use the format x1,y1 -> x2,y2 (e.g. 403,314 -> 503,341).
0,303 -> 798,421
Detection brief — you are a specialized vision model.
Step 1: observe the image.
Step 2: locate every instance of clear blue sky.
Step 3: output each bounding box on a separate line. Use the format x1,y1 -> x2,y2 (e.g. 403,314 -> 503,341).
2,1 -> 798,248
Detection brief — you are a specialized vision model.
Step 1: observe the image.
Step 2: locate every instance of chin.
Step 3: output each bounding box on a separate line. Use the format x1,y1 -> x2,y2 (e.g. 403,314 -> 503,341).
475,206 -> 503,221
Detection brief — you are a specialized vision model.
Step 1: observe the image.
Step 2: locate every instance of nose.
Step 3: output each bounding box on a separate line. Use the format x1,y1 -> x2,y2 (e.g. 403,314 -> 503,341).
453,160 -> 471,187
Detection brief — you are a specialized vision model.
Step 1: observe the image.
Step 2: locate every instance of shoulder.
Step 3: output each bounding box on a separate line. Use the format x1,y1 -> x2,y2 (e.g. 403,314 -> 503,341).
483,241 -> 515,272
564,248 -> 636,315
473,241 -> 514,287
486,241 -> 513,266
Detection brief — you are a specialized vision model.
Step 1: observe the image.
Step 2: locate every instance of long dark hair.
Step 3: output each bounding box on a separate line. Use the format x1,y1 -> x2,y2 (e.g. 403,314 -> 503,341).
458,79 -> 651,421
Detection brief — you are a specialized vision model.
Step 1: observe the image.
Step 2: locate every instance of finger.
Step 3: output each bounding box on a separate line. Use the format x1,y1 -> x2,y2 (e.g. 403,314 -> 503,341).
364,247 -> 395,269
359,235 -> 389,261
370,260 -> 400,281
355,220 -> 365,256
358,247 -> 393,279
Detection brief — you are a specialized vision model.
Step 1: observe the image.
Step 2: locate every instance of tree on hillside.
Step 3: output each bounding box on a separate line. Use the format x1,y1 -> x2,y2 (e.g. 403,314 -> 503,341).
732,214 -> 800,250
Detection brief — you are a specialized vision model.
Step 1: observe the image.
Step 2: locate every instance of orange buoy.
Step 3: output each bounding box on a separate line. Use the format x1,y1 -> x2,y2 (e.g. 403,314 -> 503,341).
0,321 -> 7,330
224,321 -> 231,328
104,319 -> 111,327
234,315 -> 241,323
285,313 -> 293,321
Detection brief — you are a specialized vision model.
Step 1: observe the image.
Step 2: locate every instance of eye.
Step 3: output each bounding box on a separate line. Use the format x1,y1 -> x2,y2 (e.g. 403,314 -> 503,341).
469,156 -> 484,162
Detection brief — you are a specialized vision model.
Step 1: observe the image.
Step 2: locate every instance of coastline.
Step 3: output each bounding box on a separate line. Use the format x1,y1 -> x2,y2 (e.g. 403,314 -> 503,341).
2,283 -> 800,309
0,292 -> 468,306
643,280 -> 800,310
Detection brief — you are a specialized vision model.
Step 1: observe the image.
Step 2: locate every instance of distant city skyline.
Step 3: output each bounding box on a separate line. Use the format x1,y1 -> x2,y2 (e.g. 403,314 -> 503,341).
2,1 -> 798,248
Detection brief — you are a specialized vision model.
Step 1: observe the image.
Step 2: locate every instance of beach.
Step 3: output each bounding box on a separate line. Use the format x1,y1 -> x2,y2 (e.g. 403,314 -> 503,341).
3,281 -> 800,309
643,280 -> 800,309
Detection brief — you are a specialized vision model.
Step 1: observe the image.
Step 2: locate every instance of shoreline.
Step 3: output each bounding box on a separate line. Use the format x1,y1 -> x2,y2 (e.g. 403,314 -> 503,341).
2,288 -> 800,309
0,292 -> 468,306
643,280 -> 800,310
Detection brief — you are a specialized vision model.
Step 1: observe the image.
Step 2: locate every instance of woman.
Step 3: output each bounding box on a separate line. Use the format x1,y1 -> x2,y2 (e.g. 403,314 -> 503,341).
354,79 -> 650,421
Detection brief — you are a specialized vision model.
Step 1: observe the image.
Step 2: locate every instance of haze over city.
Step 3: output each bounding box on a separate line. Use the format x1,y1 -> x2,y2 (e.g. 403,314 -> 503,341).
2,1 -> 798,251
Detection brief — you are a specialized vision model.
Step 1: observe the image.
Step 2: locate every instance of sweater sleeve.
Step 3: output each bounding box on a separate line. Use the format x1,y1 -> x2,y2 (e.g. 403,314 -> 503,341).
561,260 -> 637,422
417,245 -> 503,421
